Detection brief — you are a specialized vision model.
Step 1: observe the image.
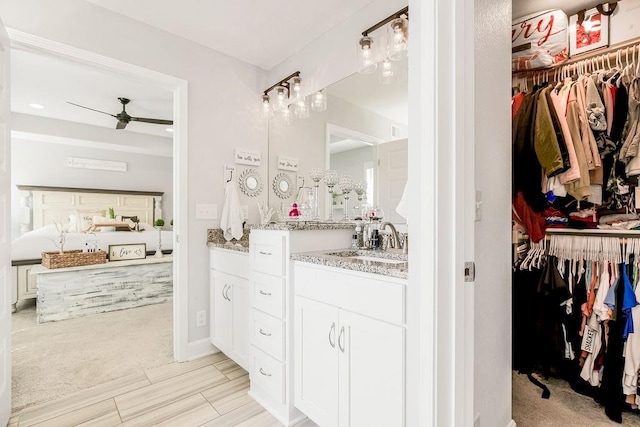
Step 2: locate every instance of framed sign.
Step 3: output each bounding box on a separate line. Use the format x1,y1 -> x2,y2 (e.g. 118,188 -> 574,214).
234,149 -> 261,166
277,155 -> 299,171
108,243 -> 146,261
512,10 -> 568,71
569,8 -> 609,56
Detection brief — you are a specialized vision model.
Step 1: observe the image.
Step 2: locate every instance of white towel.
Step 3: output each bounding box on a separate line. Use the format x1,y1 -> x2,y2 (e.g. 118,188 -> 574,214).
220,180 -> 244,241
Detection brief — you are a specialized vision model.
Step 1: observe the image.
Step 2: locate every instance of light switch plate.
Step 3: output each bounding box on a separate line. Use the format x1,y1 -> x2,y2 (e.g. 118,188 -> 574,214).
196,204 -> 217,220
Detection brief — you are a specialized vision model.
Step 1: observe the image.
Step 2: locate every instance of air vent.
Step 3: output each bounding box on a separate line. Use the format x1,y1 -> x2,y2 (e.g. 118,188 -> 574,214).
391,124 -> 401,139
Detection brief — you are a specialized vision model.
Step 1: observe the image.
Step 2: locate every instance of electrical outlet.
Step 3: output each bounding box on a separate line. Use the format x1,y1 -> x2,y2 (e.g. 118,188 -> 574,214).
196,310 -> 207,327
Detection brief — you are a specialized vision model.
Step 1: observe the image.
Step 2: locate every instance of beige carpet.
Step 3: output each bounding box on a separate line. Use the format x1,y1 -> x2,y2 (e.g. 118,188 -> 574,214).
11,299 -> 174,413
513,371 -> 640,426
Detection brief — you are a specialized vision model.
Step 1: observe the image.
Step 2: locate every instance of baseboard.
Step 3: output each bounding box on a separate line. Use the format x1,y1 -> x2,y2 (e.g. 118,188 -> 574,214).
248,390 -> 307,427
507,419 -> 517,427
186,338 -> 219,361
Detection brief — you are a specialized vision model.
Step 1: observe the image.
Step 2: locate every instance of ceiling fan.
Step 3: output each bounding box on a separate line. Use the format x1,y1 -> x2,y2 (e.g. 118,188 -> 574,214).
67,97 -> 173,130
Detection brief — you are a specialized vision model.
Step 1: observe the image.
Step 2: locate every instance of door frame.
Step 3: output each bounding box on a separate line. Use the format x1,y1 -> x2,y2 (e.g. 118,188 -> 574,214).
6,29 -> 190,361
406,0 -> 475,425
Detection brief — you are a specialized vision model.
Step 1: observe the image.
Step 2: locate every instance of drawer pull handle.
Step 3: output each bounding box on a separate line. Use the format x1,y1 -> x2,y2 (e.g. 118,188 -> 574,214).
259,328 -> 272,337
221,284 -> 229,301
338,326 -> 345,353
259,290 -> 272,296
259,367 -> 272,377
328,322 -> 336,348
259,251 -> 272,256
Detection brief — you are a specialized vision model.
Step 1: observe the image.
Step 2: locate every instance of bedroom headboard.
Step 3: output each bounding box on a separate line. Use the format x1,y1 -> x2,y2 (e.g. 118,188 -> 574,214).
18,186 -> 163,229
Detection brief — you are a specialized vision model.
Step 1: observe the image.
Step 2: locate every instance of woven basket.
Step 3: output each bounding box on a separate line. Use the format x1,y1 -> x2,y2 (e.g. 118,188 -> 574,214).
41,250 -> 107,269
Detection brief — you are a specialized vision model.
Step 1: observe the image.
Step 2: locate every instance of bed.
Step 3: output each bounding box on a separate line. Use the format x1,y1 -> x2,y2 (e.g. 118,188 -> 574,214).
11,186 -> 174,312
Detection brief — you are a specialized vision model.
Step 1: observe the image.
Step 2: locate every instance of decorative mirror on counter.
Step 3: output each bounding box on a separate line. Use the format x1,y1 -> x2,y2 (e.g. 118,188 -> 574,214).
238,168 -> 263,197
272,172 -> 294,199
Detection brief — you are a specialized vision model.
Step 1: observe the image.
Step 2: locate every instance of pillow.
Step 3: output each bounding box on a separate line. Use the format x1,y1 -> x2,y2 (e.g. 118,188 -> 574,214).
75,210 -> 104,232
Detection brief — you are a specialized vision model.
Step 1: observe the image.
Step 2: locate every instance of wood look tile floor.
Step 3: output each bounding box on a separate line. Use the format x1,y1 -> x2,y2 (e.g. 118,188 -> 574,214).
8,352 -> 319,427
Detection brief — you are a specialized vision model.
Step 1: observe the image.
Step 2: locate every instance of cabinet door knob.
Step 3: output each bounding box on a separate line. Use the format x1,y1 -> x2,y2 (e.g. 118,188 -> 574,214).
328,322 -> 336,348
258,290 -> 272,296
259,328 -> 272,337
259,367 -> 272,377
338,326 -> 345,353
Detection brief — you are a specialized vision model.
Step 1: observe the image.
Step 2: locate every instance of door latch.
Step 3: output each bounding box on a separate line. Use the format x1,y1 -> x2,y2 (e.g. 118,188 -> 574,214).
464,262 -> 476,282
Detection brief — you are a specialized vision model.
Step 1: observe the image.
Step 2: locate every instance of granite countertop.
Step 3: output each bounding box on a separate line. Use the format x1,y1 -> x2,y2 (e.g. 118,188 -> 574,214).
291,248 -> 408,280
207,228 -> 249,253
250,222 -> 356,231
206,241 -> 249,253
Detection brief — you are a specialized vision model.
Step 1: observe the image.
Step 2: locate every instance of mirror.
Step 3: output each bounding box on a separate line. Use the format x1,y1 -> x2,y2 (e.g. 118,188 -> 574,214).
267,60 -> 408,224
272,172 -> 294,199
238,168 -> 263,197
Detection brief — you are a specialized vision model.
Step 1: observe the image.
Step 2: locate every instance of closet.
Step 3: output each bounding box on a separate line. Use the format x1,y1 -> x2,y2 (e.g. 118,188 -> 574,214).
511,11 -> 640,422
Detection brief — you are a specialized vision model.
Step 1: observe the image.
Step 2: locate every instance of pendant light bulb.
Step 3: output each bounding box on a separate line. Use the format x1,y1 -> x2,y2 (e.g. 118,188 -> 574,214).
357,36 -> 378,74
274,86 -> 288,111
294,95 -> 310,119
262,94 -> 270,115
311,89 -> 327,112
291,76 -> 302,101
379,58 -> 396,84
387,17 -> 408,61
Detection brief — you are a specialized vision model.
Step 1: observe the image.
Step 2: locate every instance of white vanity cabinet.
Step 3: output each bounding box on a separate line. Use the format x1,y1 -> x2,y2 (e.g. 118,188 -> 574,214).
248,227 -> 352,426
293,262 -> 406,427
209,247 -> 250,371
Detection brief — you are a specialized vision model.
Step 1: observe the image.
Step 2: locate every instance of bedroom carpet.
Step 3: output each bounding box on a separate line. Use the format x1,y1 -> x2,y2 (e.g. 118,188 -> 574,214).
11,299 -> 174,413
512,371 -> 640,426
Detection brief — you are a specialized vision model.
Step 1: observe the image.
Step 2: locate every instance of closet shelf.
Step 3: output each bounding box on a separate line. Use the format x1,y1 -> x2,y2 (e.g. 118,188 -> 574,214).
513,36 -> 640,77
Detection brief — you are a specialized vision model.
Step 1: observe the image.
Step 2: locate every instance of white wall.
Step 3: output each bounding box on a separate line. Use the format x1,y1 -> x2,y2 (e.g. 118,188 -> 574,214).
476,0 -> 513,425
0,0 -> 267,344
330,146 -> 374,183
606,0 -> 640,44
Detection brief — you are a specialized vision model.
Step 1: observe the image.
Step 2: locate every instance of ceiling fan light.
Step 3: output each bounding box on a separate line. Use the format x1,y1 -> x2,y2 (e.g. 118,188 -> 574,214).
357,36 -> 378,75
387,17 -> 409,61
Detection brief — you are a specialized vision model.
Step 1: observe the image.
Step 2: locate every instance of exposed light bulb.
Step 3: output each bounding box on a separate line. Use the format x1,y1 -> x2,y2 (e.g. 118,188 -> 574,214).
387,17 -> 408,61
311,89 -> 327,112
291,76 -> 302,101
357,36 -> 378,74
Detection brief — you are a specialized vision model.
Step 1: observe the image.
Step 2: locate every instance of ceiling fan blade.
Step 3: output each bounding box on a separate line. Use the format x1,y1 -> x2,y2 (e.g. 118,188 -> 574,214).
67,102 -> 117,118
116,121 -> 127,130
130,117 -> 174,125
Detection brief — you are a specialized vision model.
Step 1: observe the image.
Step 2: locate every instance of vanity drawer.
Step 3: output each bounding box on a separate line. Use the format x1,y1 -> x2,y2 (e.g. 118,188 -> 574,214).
252,347 -> 285,404
250,232 -> 286,276
210,248 -> 249,278
251,271 -> 285,319
251,309 -> 285,361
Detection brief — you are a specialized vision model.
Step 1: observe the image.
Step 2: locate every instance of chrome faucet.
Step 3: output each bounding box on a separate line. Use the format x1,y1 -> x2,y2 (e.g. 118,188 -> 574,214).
379,222 -> 401,249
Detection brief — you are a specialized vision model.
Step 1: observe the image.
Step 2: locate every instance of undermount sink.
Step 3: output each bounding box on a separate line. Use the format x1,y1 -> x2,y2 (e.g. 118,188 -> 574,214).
348,255 -> 406,265
325,250 -> 407,265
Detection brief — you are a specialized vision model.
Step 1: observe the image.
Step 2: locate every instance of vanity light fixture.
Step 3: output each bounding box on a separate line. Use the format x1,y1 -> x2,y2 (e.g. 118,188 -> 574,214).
261,71 -> 300,116
262,94 -> 271,115
311,89 -> 327,112
379,58 -> 396,84
357,7 -> 409,75
291,75 -> 303,101
274,85 -> 289,111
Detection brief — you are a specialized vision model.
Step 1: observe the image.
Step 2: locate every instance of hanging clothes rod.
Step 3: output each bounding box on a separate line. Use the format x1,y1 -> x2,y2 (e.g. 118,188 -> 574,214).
513,36 -> 640,78
546,228 -> 640,239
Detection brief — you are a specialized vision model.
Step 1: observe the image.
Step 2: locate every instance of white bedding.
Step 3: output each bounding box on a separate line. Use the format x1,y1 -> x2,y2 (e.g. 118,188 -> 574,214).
11,224 -> 174,262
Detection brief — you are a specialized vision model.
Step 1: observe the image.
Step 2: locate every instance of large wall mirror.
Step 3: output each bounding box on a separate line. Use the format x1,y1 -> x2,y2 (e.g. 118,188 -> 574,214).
267,60 -> 408,225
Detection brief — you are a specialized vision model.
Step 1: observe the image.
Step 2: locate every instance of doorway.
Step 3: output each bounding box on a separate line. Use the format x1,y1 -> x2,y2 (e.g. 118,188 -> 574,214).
7,30 -> 189,410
